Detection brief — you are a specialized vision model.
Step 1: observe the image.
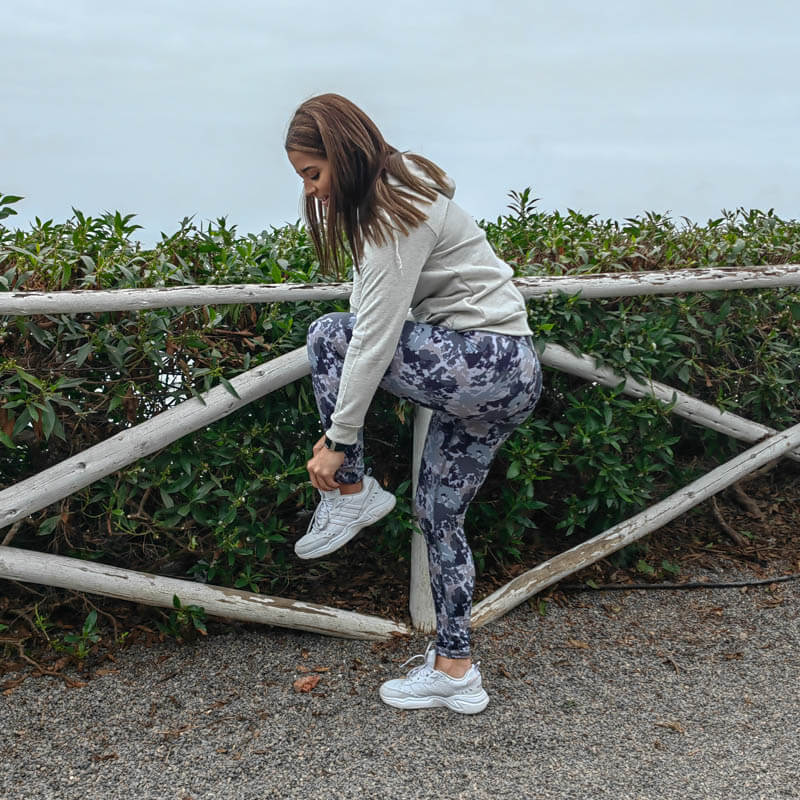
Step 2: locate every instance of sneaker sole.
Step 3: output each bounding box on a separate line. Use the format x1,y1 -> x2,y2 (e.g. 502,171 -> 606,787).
379,688 -> 489,715
295,493 -> 396,560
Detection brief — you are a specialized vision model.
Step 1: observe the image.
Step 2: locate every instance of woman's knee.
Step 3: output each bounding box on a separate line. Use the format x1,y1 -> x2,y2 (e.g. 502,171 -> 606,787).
307,313 -> 355,366
307,311 -> 349,343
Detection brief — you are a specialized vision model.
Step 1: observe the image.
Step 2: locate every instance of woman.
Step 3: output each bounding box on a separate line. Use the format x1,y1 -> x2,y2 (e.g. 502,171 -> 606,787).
286,94 -> 542,714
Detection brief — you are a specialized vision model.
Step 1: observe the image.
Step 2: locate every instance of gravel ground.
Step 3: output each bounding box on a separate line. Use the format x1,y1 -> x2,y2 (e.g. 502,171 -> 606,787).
1,570 -> 798,800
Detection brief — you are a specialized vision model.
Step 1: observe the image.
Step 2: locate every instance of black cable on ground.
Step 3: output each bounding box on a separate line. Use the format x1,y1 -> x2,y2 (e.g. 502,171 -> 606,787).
561,572 -> 800,592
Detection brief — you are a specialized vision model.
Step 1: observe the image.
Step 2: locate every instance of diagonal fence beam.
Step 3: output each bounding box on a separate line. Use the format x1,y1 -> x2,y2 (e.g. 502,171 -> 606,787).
471,419 -> 800,628
0,545 -> 409,640
0,347 -> 310,530
540,343 -> 800,462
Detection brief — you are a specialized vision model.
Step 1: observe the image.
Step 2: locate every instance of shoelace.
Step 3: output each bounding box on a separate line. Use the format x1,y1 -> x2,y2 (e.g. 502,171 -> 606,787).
310,491 -> 339,532
398,643 -> 480,685
398,643 -> 437,682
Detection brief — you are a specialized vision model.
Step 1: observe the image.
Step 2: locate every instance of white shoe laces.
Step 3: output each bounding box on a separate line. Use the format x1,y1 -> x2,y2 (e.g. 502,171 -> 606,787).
397,643 -> 479,687
398,643 -> 437,683
309,490 -> 338,533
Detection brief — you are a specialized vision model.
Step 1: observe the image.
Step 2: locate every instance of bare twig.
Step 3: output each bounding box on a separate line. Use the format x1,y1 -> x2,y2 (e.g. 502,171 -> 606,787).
14,641 -> 49,673
711,496 -> 747,546
133,486 -> 153,520
662,653 -> 681,674
10,581 -> 46,597
72,591 -> 120,641
1,520 -> 23,547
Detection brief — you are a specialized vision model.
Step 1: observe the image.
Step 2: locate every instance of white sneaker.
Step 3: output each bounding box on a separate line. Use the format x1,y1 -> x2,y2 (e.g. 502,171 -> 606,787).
379,642 -> 490,714
294,474 -> 396,560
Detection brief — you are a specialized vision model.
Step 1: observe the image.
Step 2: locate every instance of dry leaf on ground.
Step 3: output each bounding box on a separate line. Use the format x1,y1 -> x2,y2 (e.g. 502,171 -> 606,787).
293,674 -> 321,693
566,638 -> 590,650
655,720 -> 686,734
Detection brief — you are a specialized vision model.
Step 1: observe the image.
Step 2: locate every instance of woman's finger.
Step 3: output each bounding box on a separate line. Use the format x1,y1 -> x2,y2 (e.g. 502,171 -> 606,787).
311,434 -> 327,456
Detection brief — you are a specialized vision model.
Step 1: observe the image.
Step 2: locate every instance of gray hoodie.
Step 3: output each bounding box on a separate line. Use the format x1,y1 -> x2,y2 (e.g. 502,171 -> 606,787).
326,159 -> 533,446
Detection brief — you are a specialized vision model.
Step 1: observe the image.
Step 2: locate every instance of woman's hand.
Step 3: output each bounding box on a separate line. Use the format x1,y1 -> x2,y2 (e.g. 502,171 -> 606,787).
307,435 -> 346,491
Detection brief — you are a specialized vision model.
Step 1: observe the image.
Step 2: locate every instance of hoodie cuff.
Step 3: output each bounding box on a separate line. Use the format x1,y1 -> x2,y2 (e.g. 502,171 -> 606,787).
325,423 -> 361,447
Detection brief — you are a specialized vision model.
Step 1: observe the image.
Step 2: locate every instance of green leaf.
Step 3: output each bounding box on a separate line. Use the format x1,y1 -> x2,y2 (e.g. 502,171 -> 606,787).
73,341 -> 93,367
219,377 -> 241,399
166,473 -> 195,493
194,481 -> 216,500
83,610 -> 98,635
38,515 -> 61,536
636,559 -> 656,576
12,408 -> 31,437
15,368 -> 42,389
40,403 -> 56,439
192,615 -> 207,634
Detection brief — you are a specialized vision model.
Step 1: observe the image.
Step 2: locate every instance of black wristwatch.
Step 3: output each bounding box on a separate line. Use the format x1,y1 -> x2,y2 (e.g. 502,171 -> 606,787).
324,436 -> 349,452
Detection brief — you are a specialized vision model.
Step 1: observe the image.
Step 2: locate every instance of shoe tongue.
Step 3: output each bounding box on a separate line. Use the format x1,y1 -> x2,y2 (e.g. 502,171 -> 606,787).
425,646 -> 436,668
320,488 -> 340,501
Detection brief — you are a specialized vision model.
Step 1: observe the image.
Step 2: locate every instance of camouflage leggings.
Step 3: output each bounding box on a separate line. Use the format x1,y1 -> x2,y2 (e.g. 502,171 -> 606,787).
307,312 -> 542,658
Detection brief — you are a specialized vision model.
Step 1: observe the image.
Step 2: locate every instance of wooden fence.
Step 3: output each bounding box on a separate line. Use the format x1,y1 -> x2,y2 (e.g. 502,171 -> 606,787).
1,264 -> 799,639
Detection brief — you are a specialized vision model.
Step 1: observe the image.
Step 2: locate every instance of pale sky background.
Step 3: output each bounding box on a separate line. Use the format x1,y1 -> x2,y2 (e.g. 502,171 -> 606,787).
2,0 -> 798,245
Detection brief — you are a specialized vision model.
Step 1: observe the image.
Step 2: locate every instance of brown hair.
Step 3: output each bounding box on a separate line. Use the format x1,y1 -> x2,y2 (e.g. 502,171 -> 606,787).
285,93 -> 451,276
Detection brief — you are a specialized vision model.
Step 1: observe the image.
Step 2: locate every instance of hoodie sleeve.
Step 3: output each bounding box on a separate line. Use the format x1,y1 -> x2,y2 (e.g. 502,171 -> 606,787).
326,221 -> 438,445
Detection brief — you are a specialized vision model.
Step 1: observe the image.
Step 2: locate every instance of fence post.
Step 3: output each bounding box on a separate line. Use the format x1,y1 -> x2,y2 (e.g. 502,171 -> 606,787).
409,406 -> 436,632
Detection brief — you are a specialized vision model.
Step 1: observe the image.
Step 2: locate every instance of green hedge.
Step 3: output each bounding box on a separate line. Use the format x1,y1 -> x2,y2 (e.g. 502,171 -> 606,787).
1,190 -> 798,589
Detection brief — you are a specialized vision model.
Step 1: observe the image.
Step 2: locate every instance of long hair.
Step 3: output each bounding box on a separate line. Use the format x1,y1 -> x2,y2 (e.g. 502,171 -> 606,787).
285,93 -> 451,276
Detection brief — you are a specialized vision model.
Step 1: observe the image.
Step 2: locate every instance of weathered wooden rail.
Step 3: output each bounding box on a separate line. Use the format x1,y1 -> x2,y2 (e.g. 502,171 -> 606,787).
1,265 -> 798,639
1,265 -> 798,315
0,545 -> 408,640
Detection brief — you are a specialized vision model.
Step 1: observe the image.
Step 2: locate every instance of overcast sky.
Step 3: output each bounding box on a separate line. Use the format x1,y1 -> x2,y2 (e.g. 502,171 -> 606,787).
2,0 -> 798,245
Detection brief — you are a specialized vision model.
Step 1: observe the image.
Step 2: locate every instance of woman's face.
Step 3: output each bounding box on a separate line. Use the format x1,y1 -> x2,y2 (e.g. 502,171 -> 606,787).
287,150 -> 332,207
